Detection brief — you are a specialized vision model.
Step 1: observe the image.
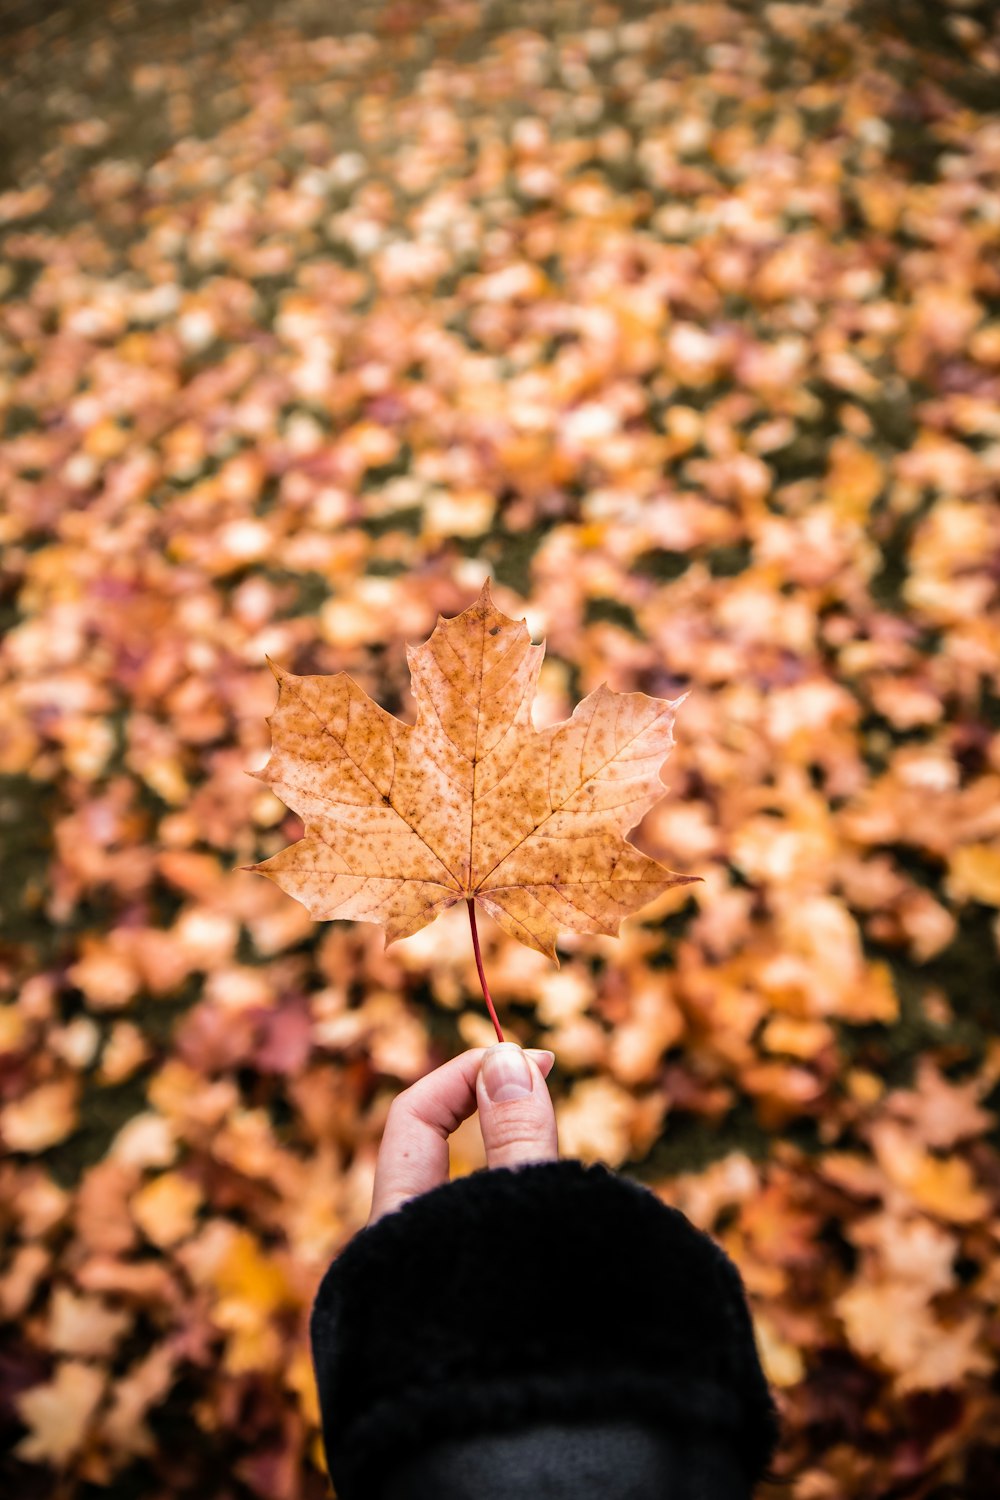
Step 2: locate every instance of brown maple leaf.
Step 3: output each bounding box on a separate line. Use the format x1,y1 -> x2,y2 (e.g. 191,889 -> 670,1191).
248,582 -> 695,1031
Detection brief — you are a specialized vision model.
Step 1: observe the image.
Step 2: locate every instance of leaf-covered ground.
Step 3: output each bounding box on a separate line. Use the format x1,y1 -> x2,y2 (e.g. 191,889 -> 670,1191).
1,1 -> 999,1496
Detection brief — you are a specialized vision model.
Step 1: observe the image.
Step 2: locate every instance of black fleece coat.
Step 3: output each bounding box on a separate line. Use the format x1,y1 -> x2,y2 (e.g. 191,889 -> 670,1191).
310,1158 -> 779,1499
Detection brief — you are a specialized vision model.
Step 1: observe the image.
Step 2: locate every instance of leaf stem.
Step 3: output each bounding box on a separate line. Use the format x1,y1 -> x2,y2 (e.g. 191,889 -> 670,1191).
467,898 -> 504,1043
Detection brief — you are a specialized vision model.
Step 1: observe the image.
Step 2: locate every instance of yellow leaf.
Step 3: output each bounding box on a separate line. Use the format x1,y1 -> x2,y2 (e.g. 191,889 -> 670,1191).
251,581 -> 695,961
754,1313 -> 806,1387
286,1344 -> 322,1427
871,1121 -> 989,1224
209,1227 -> 293,1314
903,1154 -> 990,1224
842,960 -> 900,1025
826,437 -> 884,520
131,1171 -> 202,1248
0,1005 -> 26,1053
203,1227 -> 296,1375
947,843 -> 1000,907
761,1016 -> 834,1060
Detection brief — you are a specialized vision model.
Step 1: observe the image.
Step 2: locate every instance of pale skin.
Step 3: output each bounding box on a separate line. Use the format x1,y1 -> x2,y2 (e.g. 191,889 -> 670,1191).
369,1044 -> 559,1225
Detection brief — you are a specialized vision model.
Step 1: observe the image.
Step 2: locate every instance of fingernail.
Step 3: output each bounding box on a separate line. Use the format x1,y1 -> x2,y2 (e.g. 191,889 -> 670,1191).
483,1044 -> 533,1102
526,1049 -> 555,1077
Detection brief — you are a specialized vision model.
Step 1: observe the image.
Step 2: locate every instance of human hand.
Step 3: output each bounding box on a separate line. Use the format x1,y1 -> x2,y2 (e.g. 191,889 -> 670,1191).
368,1044 -> 558,1225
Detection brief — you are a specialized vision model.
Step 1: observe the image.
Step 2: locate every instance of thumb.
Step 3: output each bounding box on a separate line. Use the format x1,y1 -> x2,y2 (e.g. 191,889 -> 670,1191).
477,1044 -> 559,1171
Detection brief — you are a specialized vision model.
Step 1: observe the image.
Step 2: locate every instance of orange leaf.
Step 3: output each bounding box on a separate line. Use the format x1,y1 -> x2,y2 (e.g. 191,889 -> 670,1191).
250,582 -> 695,960
1,1078 -> 79,1154
871,1121 -> 990,1224
131,1171 -> 202,1248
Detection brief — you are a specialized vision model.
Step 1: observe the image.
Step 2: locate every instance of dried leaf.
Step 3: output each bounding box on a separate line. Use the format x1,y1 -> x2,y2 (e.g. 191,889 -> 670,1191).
251,582 -> 694,959
947,843 -> 1000,907
47,1285 -> 132,1359
871,1121 -> 991,1224
16,1360 -> 106,1466
836,1280 -> 991,1392
1,1079 -> 79,1154
100,1342 -> 178,1458
131,1171 -> 202,1248
886,1060 -> 996,1151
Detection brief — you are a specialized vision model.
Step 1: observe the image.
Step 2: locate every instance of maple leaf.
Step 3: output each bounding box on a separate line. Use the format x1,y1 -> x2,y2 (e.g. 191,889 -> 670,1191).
16,1359 -> 106,1467
248,583 -> 695,1027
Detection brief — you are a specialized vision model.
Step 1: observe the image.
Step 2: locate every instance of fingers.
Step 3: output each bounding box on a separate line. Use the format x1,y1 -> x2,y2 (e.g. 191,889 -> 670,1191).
368,1045 -> 559,1226
369,1049 -> 486,1225
477,1043 -> 559,1172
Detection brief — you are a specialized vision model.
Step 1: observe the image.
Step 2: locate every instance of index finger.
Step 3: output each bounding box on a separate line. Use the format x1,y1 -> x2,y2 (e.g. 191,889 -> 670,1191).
368,1049 -> 488,1225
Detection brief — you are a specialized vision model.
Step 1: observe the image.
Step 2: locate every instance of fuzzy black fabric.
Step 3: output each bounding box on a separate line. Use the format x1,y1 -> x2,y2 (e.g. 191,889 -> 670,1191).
379,1418 -> 751,1499
310,1159 -> 779,1500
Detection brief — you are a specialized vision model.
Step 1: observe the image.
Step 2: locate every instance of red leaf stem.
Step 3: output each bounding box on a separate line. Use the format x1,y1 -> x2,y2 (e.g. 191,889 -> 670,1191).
467,898 -> 504,1044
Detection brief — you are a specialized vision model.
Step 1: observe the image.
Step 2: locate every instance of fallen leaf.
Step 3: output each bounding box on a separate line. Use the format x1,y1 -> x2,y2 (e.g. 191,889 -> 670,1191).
131,1171 -> 202,1248
850,1210 -> 958,1295
555,1075 -> 651,1165
0,1244 -> 50,1319
871,1121 -> 991,1224
886,1060 -> 996,1150
100,1342 -> 178,1458
181,1222 -> 298,1374
75,1160 -> 140,1256
98,1020 -> 151,1084
47,1285 -> 132,1359
1,1078 -> 79,1153
755,1312 -> 807,1387
16,1359 -> 106,1466
947,843 -> 1000,907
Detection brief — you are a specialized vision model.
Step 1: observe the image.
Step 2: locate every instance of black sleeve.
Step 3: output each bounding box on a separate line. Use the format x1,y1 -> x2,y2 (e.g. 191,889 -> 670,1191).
310,1158 -> 780,1500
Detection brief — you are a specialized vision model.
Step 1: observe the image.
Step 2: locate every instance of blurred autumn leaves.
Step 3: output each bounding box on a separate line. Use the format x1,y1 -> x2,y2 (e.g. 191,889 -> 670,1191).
1,0 -> 1000,1496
